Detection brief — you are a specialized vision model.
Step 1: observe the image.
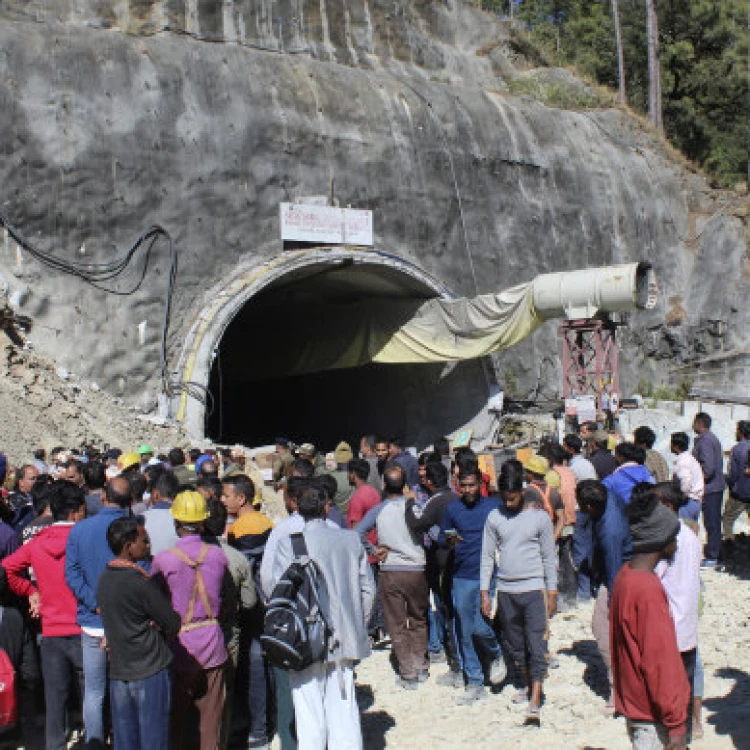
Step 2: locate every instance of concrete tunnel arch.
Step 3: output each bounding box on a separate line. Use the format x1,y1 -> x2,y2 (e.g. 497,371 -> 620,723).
174,248 -> 495,449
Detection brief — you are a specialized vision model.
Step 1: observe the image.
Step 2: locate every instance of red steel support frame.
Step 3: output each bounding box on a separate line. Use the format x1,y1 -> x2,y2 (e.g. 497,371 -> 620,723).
560,319 -> 620,408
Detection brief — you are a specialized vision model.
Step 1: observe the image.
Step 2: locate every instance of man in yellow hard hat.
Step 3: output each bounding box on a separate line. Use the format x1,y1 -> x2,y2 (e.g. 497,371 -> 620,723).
150,491 -> 229,750
117,452 -> 141,476
522,455 -> 565,541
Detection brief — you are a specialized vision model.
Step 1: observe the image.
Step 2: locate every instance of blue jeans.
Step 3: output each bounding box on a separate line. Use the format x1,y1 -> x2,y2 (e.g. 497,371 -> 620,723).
428,607 -> 441,653
680,499 -> 702,524
427,564 -> 445,653
231,612 -> 271,744
572,511 -> 593,600
81,632 -> 108,745
40,635 -> 84,750
451,577 -> 500,686
110,668 -> 171,750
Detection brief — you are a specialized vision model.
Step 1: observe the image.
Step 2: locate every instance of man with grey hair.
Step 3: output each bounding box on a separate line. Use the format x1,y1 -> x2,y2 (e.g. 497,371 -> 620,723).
268,483 -> 374,750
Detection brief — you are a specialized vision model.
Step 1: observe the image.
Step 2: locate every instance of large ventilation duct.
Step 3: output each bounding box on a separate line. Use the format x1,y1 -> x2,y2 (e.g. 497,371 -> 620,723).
368,261 -> 657,366
532,262 -> 658,321
239,261 -> 657,379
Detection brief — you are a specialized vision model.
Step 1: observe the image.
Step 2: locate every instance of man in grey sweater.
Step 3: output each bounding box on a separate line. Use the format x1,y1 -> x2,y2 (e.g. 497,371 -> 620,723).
269,483 -> 374,750
356,466 -> 428,690
480,460 -> 557,726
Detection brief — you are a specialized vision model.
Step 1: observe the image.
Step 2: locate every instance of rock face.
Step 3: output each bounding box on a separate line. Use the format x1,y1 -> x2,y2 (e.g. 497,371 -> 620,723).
0,0 -> 747,440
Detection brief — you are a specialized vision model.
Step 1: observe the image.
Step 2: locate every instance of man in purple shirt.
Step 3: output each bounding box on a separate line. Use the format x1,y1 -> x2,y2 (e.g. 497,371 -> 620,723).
151,491 -> 229,750
691,413 -> 725,568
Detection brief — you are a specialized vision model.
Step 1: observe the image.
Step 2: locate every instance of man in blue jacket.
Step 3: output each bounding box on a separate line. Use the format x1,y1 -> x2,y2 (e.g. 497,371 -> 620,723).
65,476 -> 132,748
440,466 -> 505,703
602,442 -> 654,509
577,479 -> 632,715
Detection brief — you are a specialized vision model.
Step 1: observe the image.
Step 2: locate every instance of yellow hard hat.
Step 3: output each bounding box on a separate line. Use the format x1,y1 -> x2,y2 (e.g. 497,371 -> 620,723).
170,491 -> 209,523
118,452 -> 141,472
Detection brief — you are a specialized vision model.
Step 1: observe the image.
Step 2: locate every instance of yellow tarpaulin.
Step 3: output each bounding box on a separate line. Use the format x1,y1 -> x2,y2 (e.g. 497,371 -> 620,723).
373,282 -> 541,363
237,283 -> 541,381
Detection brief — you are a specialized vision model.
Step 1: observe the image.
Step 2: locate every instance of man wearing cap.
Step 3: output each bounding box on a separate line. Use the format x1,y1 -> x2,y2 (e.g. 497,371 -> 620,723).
522,455 -> 565,541
323,442 -> 356,514
296,443 -> 319,474
610,483 -> 689,749
137,444 -> 154,469
272,438 -> 294,489
169,448 -> 197,489
587,431 -> 618,480
151,491 -> 229,750
117,452 -> 142,478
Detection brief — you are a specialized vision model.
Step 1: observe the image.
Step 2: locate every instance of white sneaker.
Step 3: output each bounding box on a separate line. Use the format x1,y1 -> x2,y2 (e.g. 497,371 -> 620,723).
456,685 -> 487,704
489,656 -> 507,685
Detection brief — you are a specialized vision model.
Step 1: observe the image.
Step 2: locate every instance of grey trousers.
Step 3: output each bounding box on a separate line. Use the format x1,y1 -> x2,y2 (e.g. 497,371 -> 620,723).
591,587 -> 612,692
723,495 -> 750,539
626,720 -> 670,749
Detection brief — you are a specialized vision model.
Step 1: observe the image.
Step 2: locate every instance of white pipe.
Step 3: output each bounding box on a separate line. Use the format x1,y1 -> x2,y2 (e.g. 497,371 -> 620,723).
532,262 -> 657,321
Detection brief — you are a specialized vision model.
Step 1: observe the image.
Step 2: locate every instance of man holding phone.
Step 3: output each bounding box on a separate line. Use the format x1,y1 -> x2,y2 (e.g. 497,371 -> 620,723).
440,465 -> 505,703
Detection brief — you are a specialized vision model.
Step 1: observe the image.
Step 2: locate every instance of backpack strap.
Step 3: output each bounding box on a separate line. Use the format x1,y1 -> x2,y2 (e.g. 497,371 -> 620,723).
528,483 -> 555,522
170,544 -> 215,628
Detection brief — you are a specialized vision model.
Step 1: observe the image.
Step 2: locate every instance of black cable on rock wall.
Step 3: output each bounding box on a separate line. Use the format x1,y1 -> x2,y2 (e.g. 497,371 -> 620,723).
0,214 -> 180,398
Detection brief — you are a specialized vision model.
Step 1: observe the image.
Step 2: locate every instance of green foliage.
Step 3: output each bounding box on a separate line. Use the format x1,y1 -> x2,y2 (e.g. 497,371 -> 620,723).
636,378 -> 693,401
502,367 -> 520,396
496,0 -> 748,186
506,75 -> 604,109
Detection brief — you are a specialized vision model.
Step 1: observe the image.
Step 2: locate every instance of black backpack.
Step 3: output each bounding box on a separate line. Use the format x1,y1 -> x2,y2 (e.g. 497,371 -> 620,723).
261,533 -> 333,671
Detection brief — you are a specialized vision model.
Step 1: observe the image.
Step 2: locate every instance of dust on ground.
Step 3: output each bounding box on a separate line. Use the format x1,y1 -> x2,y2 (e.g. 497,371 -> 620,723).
346,540 -> 750,750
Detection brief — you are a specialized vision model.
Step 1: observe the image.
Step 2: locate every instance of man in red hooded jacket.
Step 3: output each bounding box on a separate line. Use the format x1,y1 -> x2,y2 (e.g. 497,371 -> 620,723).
3,480 -> 86,750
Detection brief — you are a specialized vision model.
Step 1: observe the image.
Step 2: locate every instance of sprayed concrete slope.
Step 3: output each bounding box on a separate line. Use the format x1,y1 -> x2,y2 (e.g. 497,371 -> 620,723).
0,0 -> 747,430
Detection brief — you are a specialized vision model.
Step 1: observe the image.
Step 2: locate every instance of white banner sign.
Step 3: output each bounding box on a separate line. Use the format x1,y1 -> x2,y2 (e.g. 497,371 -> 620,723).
574,395 -> 597,423
280,203 -> 373,246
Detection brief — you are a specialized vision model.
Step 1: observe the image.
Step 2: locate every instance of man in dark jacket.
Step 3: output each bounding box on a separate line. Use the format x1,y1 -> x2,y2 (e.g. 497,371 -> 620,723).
692,413 -> 725,567
577,479 -> 632,712
722,421 -> 750,557
7,465 -> 39,531
404,462 -> 460,673
98,517 -> 181,750
388,438 -> 419,488
587,432 -> 617,480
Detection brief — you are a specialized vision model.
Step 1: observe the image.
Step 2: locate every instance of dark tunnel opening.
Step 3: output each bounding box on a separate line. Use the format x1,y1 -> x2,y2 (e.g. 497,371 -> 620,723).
205,260 -> 492,451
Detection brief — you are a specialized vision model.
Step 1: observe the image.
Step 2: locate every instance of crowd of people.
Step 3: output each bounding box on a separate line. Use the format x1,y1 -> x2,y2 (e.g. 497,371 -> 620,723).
0,411 -> 747,750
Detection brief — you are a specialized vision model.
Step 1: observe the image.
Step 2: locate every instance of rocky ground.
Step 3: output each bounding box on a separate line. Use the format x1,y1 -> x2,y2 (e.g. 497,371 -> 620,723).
0,335 -> 185,463
348,539 -> 750,750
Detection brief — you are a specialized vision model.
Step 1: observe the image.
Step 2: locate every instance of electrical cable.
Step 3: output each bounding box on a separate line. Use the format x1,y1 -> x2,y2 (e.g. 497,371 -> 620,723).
0,214 -> 177,396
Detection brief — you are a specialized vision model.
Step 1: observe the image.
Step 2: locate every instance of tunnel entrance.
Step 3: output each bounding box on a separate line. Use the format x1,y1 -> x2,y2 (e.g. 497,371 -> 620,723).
204,256 -> 492,450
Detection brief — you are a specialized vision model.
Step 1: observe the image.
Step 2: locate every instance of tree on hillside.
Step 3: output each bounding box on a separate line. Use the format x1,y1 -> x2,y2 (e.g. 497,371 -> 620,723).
503,0 -> 748,185
646,0 -> 663,131
611,0 -> 627,105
